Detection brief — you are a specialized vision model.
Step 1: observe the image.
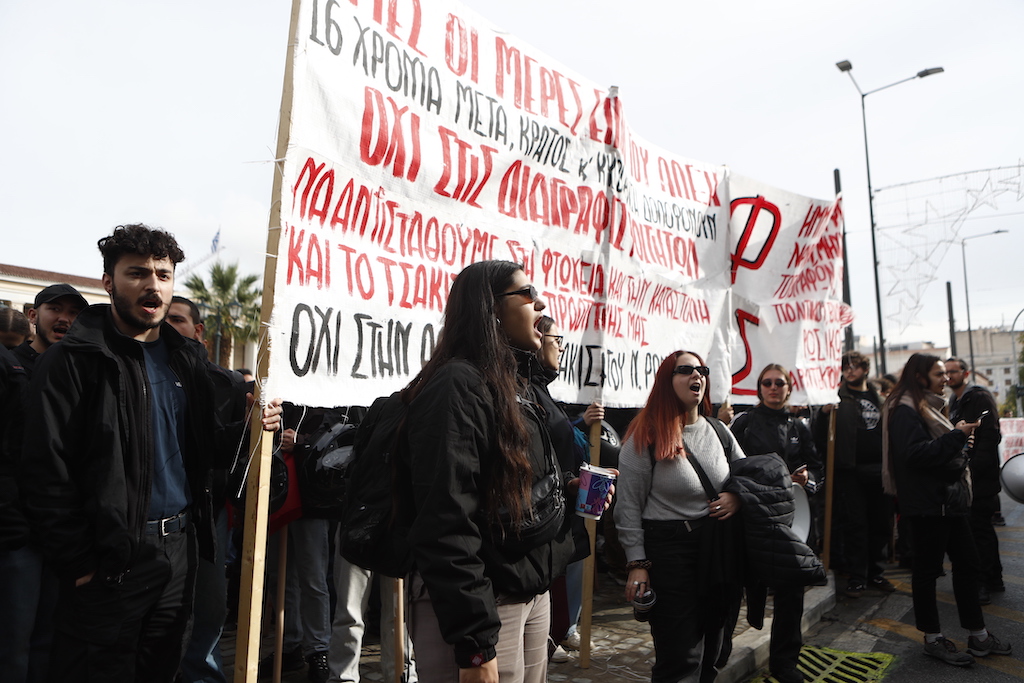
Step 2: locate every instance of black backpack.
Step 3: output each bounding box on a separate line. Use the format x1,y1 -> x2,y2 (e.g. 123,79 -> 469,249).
297,409 -> 360,518
337,392 -> 415,578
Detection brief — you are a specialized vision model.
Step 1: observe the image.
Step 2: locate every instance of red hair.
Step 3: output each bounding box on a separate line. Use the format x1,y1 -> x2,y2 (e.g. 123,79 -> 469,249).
624,351 -> 712,461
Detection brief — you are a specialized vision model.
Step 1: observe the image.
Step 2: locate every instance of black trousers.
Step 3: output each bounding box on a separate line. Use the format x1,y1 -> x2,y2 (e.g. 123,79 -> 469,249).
645,519 -> 732,683
47,525 -> 198,683
908,515 -> 984,634
968,494 -> 1003,588
769,585 -> 804,673
835,469 -> 892,583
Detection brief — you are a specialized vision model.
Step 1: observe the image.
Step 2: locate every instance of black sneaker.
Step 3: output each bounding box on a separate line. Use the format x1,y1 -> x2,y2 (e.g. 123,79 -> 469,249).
978,586 -> 992,605
306,650 -> 330,683
987,581 -> 1006,593
769,664 -> 804,682
259,647 -> 304,678
843,580 -> 865,598
967,631 -> 1012,657
923,637 -> 974,667
868,576 -> 896,593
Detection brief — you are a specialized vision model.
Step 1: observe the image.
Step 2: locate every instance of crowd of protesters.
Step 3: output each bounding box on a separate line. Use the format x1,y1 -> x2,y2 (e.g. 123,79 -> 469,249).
0,243 -> 1014,683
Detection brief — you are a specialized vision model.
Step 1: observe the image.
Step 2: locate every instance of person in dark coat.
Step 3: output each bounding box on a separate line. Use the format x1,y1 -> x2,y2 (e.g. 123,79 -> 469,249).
402,261 -> 575,683
19,224 -> 282,683
944,357 -> 1004,604
882,353 -> 1010,667
730,364 -> 822,683
532,316 -> 608,659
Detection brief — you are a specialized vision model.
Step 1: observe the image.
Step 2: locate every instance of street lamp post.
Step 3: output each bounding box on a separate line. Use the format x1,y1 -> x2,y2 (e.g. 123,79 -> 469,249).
835,60 -> 944,376
960,229 -> 1008,381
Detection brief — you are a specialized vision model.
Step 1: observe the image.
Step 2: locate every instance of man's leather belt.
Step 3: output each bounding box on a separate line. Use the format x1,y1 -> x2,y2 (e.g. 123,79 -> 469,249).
145,510 -> 190,536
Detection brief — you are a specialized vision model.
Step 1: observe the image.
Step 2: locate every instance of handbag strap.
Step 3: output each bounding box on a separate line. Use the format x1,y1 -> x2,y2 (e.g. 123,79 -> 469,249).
682,442 -> 719,501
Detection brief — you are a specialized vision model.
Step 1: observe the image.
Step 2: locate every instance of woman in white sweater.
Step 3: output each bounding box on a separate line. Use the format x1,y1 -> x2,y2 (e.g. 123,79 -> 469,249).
614,351 -> 745,683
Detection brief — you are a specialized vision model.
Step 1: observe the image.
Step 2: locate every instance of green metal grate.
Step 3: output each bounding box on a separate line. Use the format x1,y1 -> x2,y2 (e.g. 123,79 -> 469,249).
752,646 -> 896,682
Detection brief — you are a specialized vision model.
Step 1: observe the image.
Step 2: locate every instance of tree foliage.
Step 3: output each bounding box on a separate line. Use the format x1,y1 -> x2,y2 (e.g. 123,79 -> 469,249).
184,262 -> 261,368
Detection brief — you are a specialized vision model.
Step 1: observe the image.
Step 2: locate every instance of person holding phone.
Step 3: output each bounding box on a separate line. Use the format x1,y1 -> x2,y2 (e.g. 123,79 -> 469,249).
882,353 -> 1011,667
729,364 -> 822,683
945,358 -> 1004,605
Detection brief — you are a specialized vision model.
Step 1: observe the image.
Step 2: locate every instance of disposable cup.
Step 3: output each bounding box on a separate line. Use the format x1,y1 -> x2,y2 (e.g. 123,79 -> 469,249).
575,463 -> 617,520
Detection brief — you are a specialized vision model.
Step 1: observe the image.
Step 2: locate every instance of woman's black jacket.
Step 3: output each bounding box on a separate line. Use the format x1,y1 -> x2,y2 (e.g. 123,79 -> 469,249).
405,358 -> 573,668
730,405 -> 823,495
888,404 -> 970,517
530,359 -> 589,564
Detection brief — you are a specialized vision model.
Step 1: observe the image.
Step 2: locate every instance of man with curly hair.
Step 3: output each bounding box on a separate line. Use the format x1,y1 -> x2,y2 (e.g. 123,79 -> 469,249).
21,224 -> 281,682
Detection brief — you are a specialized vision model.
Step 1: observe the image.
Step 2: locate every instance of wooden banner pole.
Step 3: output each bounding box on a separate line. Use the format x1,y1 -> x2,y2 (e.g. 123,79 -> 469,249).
822,408 -> 837,571
234,0 -> 302,679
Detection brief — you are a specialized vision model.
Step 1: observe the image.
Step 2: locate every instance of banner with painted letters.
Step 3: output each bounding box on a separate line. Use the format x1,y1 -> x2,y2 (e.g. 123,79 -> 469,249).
264,0 -> 849,408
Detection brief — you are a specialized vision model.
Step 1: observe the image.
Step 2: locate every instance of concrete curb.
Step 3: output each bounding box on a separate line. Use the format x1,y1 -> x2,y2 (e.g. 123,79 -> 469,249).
719,573 -> 837,683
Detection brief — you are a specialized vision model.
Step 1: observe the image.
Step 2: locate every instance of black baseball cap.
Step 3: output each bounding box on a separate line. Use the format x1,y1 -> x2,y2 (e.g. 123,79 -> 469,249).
34,284 -> 89,310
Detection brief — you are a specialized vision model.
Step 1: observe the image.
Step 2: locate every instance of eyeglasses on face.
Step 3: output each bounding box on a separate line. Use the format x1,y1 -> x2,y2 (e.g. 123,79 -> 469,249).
497,285 -> 539,303
543,334 -> 564,347
760,379 -> 787,388
672,365 -> 709,377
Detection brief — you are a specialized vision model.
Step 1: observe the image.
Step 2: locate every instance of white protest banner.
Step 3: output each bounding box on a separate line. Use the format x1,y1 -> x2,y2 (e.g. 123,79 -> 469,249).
1000,418 -> 1024,464
263,0 -> 849,409
723,175 -> 851,406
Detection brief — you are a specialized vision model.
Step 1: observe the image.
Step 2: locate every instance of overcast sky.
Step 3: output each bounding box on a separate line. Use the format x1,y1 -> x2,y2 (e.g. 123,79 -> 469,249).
2,0 -> 1021,350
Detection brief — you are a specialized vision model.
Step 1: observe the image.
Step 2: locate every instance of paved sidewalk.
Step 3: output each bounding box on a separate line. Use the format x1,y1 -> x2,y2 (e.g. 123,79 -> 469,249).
225,571 -> 835,682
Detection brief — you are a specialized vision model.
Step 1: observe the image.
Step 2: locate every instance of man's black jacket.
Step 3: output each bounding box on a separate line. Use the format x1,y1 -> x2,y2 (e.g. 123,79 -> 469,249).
949,385 -> 1001,497
20,305 -> 218,582
0,345 -> 28,550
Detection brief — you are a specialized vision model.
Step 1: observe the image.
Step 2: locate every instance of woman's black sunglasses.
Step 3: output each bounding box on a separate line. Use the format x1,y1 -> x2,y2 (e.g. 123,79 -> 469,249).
672,365 -> 709,377
760,379 -> 787,388
497,285 -> 539,302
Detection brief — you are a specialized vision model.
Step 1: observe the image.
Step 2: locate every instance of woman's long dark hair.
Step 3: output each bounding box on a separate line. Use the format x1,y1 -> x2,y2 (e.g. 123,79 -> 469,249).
624,351 -> 713,461
404,260 -> 533,524
885,352 -> 946,423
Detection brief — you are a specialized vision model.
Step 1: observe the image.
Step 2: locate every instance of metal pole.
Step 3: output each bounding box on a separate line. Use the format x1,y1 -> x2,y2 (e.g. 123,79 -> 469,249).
835,169 -> 854,352
946,282 -> 957,357
961,240 -> 976,376
860,93 -> 887,375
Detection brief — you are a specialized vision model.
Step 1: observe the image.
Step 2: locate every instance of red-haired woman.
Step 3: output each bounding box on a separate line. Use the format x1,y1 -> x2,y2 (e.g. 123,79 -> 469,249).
614,351 -> 746,682
883,353 -> 1010,667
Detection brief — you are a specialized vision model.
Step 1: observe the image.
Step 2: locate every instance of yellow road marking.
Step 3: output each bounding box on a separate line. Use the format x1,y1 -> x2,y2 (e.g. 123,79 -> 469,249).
866,617 -> 1024,677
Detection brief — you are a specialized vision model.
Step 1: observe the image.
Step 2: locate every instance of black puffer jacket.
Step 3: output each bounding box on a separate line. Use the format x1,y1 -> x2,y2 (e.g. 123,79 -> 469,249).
20,305 -> 218,581
726,454 -> 825,629
405,358 -> 572,668
888,404 -> 970,517
726,454 -> 824,587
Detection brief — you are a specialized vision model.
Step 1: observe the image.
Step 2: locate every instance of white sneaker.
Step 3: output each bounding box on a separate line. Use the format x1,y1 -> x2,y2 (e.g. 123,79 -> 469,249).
550,645 -> 570,663
561,631 -> 582,651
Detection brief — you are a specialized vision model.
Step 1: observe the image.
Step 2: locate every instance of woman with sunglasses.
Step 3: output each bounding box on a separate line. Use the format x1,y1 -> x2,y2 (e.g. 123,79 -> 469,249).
729,364 -> 822,683
882,353 -> 1009,667
615,351 -> 746,682
532,316 -> 610,660
402,261 -> 575,683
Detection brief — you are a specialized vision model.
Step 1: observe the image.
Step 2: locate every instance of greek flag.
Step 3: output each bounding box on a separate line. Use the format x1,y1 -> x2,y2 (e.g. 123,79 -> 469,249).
211,228 -> 220,253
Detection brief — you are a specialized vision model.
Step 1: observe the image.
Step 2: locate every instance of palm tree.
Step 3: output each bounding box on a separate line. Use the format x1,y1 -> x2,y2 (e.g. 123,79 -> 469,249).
184,262 -> 261,368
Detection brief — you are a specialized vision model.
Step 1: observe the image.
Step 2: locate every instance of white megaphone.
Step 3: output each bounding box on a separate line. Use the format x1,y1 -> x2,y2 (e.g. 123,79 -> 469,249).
1000,453 -> 1024,504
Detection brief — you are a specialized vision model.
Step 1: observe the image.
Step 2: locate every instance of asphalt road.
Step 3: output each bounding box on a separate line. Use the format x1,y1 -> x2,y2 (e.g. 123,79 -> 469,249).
769,493 -> 1024,682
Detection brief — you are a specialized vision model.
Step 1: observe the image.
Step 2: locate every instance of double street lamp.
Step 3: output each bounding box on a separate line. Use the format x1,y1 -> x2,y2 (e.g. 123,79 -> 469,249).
961,230 -> 1008,379
836,60 -> 944,375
